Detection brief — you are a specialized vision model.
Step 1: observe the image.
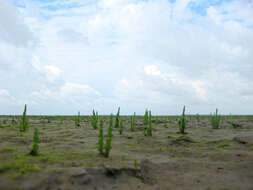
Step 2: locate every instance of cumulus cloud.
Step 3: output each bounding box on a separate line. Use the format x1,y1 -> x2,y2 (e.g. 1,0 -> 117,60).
30,82 -> 101,114
0,0 -> 253,114
0,0 -> 35,46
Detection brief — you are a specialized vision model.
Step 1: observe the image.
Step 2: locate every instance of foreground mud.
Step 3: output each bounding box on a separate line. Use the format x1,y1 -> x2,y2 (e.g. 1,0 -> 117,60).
0,116 -> 253,190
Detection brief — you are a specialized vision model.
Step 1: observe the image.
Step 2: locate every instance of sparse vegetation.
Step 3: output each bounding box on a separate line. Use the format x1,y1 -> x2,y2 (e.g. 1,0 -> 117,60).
0,108 -> 252,189
228,120 -> 243,128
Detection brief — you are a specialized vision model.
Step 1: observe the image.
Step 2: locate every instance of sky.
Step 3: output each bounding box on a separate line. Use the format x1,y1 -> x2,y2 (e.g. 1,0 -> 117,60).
0,0 -> 252,115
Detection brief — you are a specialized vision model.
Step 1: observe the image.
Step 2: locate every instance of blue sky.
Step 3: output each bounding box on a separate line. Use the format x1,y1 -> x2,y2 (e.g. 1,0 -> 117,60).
0,0 -> 253,115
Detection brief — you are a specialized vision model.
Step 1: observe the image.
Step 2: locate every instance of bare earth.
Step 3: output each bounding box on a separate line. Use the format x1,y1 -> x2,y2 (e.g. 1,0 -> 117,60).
0,116 -> 253,190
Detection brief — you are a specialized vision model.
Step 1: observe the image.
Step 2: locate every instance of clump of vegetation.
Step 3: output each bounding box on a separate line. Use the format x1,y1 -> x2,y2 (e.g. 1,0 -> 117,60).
179,106 -> 186,134
104,114 -> 113,157
173,136 -> 195,143
119,120 -> 123,135
211,108 -> 221,129
30,128 -> 39,156
114,107 -> 120,128
97,115 -> 113,157
75,111 -> 81,127
134,159 -> 138,171
130,112 -> 136,131
60,117 -> 64,125
155,118 -> 159,125
228,120 -> 243,128
216,144 -> 230,149
144,111 -> 152,136
91,110 -> 99,129
143,109 -> 148,125
163,119 -> 168,128
11,115 -> 17,124
20,104 -> 29,132
98,120 -> 104,155
196,113 -> 200,122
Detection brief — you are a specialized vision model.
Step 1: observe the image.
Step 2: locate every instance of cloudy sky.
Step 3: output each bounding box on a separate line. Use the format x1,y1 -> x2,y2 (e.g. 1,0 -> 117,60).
0,0 -> 252,115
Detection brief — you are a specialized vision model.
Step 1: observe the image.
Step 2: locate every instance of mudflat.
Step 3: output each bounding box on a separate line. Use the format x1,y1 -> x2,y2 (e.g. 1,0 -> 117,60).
0,116 -> 252,190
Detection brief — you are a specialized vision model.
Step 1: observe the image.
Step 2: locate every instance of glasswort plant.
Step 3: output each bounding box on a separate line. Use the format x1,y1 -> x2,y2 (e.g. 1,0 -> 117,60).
144,110 -> 152,136
30,128 -> 39,156
179,106 -> 186,134
91,110 -> 99,129
98,120 -> 104,155
115,107 -> 120,128
211,108 -> 221,129
119,120 -> 123,135
143,109 -> 149,125
104,114 -> 113,157
20,104 -> 28,132
75,111 -> 81,127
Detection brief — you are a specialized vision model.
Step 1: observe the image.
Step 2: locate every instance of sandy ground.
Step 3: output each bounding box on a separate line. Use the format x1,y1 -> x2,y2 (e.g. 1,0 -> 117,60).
0,115 -> 253,190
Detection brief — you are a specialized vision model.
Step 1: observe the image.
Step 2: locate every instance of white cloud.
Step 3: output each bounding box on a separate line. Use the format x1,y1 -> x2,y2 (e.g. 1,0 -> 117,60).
0,0 -> 35,46
144,65 -> 161,76
0,89 -> 10,97
31,82 -> 100,101
44,65 -> 62,83
0,0 -> 253,114
60,82 -> 101,97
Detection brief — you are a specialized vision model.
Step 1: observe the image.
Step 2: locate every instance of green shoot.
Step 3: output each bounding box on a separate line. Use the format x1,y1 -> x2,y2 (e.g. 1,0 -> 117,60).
163,119 -> 168,128
211,108 -> 221,129
104,114 -> 113,157
119,120 -> 123,135
91,110 -> 99,129
196,113 -> 200,123
114,107 -> 120,128
144,110 -> 152,136
179,106 -> 186,134
143,109 -> 148,125
75,111 -> 80,127
98,120 -> 104,155
20,104 -> 28,132
30,128 -> 39,156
